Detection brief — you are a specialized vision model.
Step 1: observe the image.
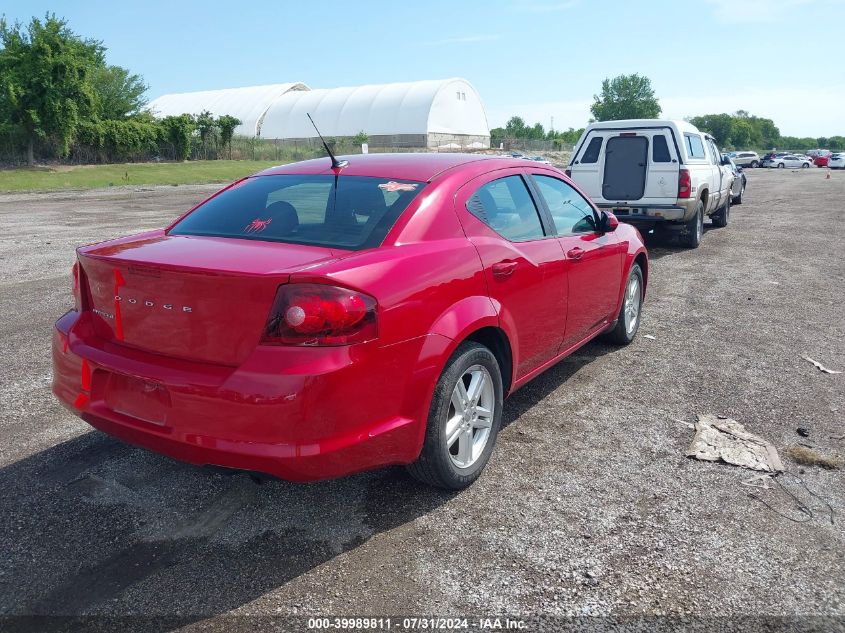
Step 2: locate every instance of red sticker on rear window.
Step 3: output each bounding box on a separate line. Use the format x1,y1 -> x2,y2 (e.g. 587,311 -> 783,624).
244,217 -> 272,233
378,181 -> 418,192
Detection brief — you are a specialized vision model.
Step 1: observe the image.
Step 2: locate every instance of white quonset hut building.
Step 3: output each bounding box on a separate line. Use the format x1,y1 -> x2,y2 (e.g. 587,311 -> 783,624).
147,78 -> 490,149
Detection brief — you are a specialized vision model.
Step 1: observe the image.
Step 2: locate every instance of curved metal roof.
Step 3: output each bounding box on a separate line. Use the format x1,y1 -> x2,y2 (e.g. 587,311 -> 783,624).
146,82 -> 309,136
259,78 -> 489,139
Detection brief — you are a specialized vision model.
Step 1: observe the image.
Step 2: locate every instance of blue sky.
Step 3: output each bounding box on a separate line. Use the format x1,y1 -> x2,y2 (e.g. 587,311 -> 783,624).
2,0 -> 842,136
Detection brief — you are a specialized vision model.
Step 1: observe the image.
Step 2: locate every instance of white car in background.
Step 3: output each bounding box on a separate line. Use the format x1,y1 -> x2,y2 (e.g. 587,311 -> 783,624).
829,153 -> 845,169
772,154 -> 812,169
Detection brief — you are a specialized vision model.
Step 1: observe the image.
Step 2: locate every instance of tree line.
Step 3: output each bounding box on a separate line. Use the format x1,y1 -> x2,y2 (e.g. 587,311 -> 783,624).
0,14 -> 242,164
493,73 -> 843,151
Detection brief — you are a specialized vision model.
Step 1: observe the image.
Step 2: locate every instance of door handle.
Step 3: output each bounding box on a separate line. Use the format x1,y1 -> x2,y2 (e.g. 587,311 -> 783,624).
492,260 -> 518,278
567,247 -> 585,260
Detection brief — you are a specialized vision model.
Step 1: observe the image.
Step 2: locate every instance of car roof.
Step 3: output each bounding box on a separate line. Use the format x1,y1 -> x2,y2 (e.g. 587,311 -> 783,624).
253,152 -> 507,182
583,118 -> 702,135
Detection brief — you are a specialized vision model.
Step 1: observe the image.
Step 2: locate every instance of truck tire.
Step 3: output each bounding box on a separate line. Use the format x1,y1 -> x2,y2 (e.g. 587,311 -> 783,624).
712,196 -> 730,228
680,200 -> 704,248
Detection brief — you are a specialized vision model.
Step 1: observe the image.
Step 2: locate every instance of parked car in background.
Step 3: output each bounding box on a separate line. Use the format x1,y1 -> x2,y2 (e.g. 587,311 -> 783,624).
567,119 -> 734,247
815,154 -> 831,167
761,152 -> 789,167
771,154 -> 812,169
729,151 -> 760,168
51,153 -> 648,490
723,156 -> 747,204
829,153 -> 845,169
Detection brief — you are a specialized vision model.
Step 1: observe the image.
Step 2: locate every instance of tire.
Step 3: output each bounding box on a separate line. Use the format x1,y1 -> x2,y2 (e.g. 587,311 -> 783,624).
777,163 -> 785,169
750,160 -> 759,168
406,341 -> 503,489
712,195 -> 730,228
680,200 -> 704,248
603,263 -> 644,345
801,163 -> 809,168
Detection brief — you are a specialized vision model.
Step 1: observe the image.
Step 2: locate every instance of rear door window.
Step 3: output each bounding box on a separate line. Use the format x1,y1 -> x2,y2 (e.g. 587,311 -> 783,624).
580,137 -> 603,163
170,175 -> 424,250
652,135 -> 672,162
603,135 -> 649,200
466,176 -> 546,242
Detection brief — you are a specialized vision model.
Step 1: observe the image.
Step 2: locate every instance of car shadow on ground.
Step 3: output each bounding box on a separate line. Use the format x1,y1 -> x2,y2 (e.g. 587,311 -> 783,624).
0,431 -> 456,631
0,342 -> 617,631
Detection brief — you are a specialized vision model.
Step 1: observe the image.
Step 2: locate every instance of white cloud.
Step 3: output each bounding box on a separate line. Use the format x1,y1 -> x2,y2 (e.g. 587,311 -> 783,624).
428,34 -> 500,45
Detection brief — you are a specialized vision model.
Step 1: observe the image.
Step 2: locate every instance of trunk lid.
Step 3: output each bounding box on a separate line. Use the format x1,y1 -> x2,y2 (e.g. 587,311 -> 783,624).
78,230 -> 340,365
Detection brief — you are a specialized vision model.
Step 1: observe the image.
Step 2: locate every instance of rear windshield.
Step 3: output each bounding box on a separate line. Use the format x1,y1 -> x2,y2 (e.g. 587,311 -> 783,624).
169,175 -> 425,250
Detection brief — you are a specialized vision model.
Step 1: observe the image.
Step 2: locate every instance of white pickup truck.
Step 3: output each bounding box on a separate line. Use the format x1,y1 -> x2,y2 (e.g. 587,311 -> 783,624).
566,119 -> 734,248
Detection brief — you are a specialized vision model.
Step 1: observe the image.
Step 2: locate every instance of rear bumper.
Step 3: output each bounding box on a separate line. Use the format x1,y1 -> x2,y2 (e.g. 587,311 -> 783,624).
598,203 -> 689,224
52,310 -> 448,481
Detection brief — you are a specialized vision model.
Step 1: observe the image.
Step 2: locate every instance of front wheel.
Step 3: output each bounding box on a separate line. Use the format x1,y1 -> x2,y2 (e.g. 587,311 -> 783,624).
750,160 -> 759,168
603,263 -> 644,345
407,342 -> 503,489
801,163 -> 809,168
777,163 -> 785,169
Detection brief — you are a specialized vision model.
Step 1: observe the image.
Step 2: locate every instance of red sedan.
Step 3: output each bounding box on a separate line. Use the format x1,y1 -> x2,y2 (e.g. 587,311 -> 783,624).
52,153 -> 648,489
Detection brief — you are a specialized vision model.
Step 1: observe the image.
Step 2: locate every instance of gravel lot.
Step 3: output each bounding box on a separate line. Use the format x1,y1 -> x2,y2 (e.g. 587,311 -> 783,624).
0,169 -> 843,631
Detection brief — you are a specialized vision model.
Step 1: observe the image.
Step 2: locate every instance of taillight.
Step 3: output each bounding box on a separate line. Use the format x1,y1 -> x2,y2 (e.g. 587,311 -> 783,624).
71,262 -> 81,310
678,168 -> 692,199
261,283 -> 378,346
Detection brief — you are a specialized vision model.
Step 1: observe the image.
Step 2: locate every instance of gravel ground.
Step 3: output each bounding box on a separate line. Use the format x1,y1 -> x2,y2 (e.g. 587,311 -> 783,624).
0,170 -> 843,632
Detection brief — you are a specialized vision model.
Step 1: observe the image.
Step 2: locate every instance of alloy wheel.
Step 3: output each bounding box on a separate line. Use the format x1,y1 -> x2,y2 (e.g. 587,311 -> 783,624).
624,275 -> 641,335
445,365 -> 495,469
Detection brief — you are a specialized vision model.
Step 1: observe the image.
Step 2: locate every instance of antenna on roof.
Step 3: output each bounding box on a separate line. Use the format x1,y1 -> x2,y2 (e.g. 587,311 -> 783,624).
307,113 -> 348,169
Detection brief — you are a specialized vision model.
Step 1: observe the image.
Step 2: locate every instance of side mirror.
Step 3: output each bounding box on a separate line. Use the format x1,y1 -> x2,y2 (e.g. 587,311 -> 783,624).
599,210 -> 618,233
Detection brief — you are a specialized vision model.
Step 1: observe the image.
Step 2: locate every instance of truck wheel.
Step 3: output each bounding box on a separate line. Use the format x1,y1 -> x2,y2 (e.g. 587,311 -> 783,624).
680,201 -> 704,248
712,196 -> 730,228
407,342 -> 503,490
603,263 -> 643,345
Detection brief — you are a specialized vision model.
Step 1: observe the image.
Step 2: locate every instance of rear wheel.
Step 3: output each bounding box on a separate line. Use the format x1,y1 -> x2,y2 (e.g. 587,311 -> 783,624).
680,200 -> 704,248
407,342 -> 503,489
778,163 -> 785,169
603,263 -> 643,345
750,160 -> 759,168
801,162 -> 809,168
712,195 -> 730,228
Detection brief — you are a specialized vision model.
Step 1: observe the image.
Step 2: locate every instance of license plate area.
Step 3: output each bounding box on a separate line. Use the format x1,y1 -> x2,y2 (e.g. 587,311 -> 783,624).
104,373 -> 171,426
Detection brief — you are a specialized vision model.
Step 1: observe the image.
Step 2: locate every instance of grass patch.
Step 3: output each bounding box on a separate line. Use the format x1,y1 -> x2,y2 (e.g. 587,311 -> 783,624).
0,160 -> 286,193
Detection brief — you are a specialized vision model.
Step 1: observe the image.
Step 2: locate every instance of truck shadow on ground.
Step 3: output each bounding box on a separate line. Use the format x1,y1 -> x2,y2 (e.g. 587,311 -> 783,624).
641,224 -> 720,260
0,344 -> 614,632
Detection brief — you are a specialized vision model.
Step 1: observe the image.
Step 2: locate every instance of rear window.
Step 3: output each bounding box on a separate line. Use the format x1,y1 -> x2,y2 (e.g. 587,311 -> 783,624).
169,175 -> 425,250
580,137 -> 603,163
684,133 -> 706,159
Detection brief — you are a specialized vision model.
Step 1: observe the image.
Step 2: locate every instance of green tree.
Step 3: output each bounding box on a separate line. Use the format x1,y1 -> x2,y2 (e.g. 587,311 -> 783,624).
729,119 -> 754,148
216,115 -> 241,159
352,130 -> 369,145
159,114 -> 195,161
0,14 -> 103,163
689,113 -> 734,146
528,122 -> 545,140
90,64 -> 147,120
194,110 -> 216,159
505,116 -> 528,138
590,73 -> 661,121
